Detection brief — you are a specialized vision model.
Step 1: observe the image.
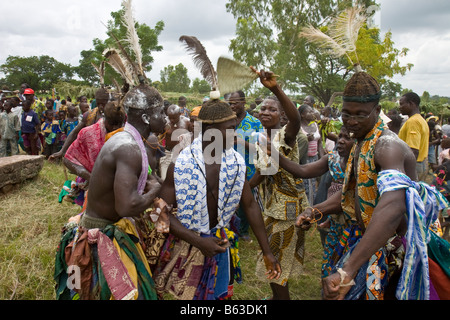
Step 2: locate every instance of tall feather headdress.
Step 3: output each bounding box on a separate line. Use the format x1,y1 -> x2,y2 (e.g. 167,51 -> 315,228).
121,0 -> 146,83
103,48 -> 138,87
179,35 -> 220,99
299,3 -> 368,72
102,0 -> 147,87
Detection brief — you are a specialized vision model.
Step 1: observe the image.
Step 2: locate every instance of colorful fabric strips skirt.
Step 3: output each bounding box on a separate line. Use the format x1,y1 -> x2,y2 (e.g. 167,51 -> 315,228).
153,227 -> 241,300
54,216 -> 157,300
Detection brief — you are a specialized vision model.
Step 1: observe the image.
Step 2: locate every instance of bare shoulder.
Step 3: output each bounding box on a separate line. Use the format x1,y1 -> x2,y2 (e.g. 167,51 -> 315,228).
375,130 -> 410,152
375,130 -> 416,175
101,131 -> 142,162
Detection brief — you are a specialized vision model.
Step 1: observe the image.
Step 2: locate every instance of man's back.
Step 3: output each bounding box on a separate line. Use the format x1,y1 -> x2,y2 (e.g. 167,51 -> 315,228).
86,131 -> 142,222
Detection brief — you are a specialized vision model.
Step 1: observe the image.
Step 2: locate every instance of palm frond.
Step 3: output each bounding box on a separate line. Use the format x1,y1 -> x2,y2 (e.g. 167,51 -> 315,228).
216,57 -> 258,95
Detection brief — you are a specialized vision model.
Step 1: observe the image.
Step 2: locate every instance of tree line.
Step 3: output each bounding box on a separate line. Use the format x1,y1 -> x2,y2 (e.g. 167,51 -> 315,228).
1,0 -> 447,107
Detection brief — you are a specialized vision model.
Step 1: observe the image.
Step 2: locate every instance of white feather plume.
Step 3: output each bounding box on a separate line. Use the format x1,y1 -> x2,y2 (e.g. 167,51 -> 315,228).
329,5 -> 366,53
121,0 -> 144,77
299,4 -> 368,67
299,27 -> 349,59
103,48 -> 138,86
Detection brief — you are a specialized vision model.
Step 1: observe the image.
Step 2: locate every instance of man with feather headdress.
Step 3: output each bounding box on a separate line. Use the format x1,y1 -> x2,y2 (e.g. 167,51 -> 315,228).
54,0 -> 173,300
297,71 -> 450,300
54,83 -> 168,300
295,2 -> 450,300
153,95 -> 281,300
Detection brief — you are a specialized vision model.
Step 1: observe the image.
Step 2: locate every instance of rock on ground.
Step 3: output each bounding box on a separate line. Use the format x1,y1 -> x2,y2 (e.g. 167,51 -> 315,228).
0,155 -> 45,194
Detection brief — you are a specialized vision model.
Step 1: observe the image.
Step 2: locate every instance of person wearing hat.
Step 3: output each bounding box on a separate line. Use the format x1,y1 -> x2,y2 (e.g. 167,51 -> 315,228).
55,83 -> 167,300
23,88 -> 35,101
20,99 -> 41,155
297,71 -> 449,300
154,92 -> 281,300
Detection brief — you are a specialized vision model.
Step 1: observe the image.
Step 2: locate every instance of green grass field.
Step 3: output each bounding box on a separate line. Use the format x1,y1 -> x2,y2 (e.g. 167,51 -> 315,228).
0,160 -> 323,300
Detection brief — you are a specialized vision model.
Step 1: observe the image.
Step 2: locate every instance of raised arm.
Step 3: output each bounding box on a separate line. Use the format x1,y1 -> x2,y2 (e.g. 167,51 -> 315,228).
251,67 -> 300,146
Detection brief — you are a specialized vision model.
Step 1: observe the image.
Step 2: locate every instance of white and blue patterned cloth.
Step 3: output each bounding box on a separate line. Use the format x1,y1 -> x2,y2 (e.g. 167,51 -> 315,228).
174,134 -> 246,234
377,169 -> 449,300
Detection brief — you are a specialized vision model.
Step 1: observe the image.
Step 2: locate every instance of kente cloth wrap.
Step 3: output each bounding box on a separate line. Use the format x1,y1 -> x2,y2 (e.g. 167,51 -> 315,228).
54,218 -> 157,300
64,118 -> 106,173
341,118 -> 387,227
174,134 -> 246,234
377,169 -> 449,300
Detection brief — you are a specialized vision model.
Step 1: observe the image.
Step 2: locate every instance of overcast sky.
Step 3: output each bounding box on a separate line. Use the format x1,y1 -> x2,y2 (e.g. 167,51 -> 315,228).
1,0 -> 449,97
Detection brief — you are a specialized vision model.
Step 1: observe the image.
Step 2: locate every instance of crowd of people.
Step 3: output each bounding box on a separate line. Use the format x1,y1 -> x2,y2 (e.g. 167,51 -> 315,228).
0,84 -> 95,159
1,69 -> 450,301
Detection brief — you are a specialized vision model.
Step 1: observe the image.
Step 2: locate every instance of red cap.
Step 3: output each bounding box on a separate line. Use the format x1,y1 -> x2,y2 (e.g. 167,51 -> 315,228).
24,88 -> 34,95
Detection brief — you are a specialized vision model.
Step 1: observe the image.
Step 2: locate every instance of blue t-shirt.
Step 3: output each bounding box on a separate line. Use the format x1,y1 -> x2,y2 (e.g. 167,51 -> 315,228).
235,112 -> 264,179
21,110 -> 40,133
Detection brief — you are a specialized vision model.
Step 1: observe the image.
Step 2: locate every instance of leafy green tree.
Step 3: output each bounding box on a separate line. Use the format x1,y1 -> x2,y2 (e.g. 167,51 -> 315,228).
75,49 -> 100,86
160,63 -> 191,93
0,55 -> 74,91
226,0 -> 413,104
381,80 -> 402,101
190,78 -> 211,94
77,4 -> 164,86
421,91 -> 431,104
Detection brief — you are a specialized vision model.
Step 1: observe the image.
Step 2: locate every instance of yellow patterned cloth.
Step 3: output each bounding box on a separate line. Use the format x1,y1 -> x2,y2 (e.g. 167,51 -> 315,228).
255,126 -> 308,284
341,118 -> 387,227
255,217 -> 305,286
256,126 -> 309,221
